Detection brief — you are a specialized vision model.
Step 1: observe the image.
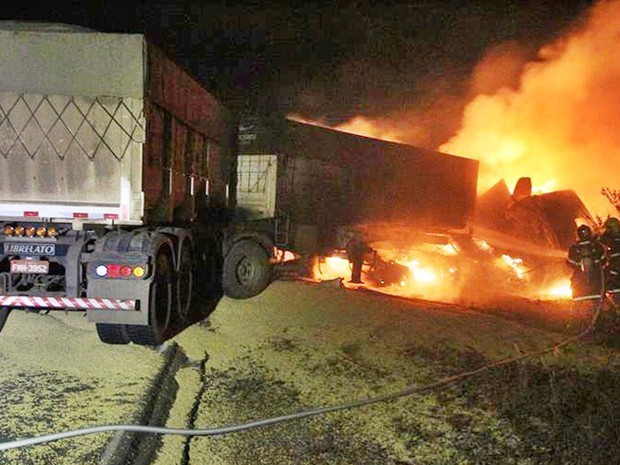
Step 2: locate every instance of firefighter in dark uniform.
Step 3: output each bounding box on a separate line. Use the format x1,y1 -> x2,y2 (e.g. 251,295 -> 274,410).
346,232 -> 373,284
567,224 -> 605,301
600,217 -> 620,301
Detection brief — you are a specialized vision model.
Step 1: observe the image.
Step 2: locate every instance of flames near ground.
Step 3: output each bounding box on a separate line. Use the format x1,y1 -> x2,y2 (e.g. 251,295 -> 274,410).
288,1 -> 620,306
311,225 -> 572,305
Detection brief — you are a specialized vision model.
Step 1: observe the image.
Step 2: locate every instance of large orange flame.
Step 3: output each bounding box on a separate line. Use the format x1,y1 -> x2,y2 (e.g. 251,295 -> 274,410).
312,238 -> 573,303
442,0 -> 620,216
290,1 -> 620,216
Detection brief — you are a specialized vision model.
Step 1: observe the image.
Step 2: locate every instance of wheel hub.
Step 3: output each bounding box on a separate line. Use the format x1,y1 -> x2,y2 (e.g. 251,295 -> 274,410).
237,257 -> 255,283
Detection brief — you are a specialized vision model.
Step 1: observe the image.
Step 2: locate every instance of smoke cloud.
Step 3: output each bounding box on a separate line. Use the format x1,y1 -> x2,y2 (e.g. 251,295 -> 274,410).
289,68 -> 471,149
441,0 -> 620,216
292,1 -> 620,217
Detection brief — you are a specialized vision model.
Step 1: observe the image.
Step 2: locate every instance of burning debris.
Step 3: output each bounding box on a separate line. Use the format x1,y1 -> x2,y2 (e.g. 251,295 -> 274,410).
310,224 -> 573,304
272,3 -> 620,343
253,1 -> 620,307
263,128 -> 582,306
476,176 -> 592,250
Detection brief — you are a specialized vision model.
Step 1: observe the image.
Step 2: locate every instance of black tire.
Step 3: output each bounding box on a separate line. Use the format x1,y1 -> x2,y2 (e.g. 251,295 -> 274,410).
128,248 -> 174,346
176,239 -> 194,324
0,307 -> 11,334
222,240 -> 272,299
96,323 -> 130,345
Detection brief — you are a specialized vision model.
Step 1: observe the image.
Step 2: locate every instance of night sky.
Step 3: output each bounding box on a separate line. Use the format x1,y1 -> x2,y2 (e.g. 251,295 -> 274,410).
1,1 -> 595,124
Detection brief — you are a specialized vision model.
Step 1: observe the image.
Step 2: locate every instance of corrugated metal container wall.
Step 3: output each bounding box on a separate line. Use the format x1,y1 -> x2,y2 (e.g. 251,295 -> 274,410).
239,119 -> 478,230
275,156 -> 354,225
284,122 -> 478,229
276,155 -> 354,249
142,45 -> 237,223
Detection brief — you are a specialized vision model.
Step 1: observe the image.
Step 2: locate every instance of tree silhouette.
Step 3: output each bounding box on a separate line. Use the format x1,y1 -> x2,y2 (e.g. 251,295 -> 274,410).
601,187 -> 620,215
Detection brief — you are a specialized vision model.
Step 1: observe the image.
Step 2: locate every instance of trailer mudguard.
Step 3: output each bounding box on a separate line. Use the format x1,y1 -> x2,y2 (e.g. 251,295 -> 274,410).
84,229 -> 174,325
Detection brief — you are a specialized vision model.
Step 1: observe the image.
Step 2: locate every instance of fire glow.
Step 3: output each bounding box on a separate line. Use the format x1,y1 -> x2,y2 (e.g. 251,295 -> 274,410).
289,1 -> 620,217
499,254 -> 527,280
274,248 -> 298,263
400,259 -> 438,284
289,4 -> 619,305
288,114 -> 405,144
440,0 -> 620,217
312,242 -> 573,303
539,279 -> 573,299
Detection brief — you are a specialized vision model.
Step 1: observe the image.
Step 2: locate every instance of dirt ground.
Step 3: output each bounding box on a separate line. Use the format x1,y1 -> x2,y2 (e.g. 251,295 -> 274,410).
161,280 -> 620,465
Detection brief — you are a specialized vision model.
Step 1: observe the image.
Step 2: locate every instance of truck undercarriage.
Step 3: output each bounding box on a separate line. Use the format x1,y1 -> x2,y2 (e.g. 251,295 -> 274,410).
0,218 -> 276,345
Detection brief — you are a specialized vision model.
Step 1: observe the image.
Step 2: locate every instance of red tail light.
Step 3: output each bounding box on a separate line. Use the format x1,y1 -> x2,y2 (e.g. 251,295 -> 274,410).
107,264 -> 121,278
94,263 -> 148,279
120,266 -> 132,277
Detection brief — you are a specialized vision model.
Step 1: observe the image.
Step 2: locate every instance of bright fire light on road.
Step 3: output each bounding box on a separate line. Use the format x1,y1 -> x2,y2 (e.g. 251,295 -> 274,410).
400,259 -> 438,283
538,279 -> 573,300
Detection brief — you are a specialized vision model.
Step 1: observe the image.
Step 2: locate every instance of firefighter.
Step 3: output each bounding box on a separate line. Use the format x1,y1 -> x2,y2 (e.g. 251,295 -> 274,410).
601,217 -> 620,300
567,224 -> 605,301
346,232 -> 374,284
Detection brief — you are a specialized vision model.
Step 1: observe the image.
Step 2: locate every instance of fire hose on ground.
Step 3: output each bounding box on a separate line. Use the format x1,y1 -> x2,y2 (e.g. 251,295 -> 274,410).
0,295 -> 610,453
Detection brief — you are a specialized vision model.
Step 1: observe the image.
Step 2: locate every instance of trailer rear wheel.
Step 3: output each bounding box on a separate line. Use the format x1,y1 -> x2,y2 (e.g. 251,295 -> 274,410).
96,323 -> 130,345
0,307 -> 11,334
222,240 -> 272,299
128,248 -> 174,346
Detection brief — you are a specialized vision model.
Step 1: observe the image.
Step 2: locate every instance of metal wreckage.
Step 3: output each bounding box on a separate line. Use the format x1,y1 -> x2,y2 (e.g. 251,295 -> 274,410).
238,118 -> 599,307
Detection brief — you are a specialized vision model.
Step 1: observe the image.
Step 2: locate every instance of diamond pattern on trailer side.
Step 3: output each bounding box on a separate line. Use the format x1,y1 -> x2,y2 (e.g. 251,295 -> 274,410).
6,97 -> 30,134
19,97 -> 47,158
0,95 -> 21,157
0,118 -> 16,156
0,93 -> 145,161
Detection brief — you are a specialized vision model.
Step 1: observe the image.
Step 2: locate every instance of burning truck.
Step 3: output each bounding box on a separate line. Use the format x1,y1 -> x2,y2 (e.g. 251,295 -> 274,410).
0,23 -> 528,349
236,118 -> 579,304
0,24 -> 584,348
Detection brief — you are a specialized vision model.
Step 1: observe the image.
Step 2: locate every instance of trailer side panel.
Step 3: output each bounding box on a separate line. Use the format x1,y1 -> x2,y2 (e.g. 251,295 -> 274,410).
238,119 -> 479,231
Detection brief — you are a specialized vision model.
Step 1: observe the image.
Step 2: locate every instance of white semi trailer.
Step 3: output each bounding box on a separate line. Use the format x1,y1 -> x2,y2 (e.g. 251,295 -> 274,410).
0,22 -> 275,345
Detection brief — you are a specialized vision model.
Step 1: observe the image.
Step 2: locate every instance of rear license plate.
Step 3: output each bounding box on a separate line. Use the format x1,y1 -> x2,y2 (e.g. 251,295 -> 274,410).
10,260 -> 49,274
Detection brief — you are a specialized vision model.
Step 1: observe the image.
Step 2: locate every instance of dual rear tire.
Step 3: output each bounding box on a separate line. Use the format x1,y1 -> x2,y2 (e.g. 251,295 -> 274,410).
96,237 -> 273,345
97,245 -> 176,346
125,248 -> 174,346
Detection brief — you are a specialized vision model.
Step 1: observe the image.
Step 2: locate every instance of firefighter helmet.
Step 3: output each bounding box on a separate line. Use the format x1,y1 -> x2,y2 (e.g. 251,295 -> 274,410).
576,224 -> 592,241
604,217 -> 620,233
